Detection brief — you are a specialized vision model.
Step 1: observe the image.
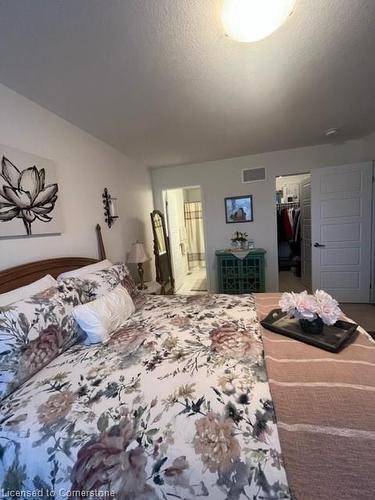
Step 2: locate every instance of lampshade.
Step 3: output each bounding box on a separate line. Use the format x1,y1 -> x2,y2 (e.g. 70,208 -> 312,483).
127,242 -> 149,264
222,0 -> 296,43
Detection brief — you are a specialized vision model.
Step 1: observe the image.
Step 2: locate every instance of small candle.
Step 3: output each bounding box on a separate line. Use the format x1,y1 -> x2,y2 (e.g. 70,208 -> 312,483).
108,199 -> 117,218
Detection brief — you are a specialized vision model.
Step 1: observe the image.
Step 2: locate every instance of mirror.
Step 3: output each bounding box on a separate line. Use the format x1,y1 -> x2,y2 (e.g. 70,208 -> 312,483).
153,211 -> 167,254
150,210 -> 174,294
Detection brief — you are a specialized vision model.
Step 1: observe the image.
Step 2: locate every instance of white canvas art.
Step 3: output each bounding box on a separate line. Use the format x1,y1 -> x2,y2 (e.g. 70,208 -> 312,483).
0,144 -> 62,238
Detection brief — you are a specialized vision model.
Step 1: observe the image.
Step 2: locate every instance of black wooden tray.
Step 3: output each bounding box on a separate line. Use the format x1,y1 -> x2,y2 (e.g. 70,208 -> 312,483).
260,309 -> 359,353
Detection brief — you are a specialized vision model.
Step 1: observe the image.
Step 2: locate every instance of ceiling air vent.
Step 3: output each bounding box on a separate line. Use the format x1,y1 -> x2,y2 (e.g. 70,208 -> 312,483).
242,167 -> 266,184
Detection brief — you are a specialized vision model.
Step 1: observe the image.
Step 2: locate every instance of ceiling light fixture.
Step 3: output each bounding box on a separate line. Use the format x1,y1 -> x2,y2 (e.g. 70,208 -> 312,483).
222,0 -> 296,43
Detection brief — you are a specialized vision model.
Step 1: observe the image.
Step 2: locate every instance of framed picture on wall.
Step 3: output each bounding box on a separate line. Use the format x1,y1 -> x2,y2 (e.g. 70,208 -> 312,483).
0,144 -> 62,238
225,195 -> 253,223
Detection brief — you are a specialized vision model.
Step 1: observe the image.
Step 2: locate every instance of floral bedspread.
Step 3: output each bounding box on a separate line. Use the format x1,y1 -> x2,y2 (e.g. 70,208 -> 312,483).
0,294 -> 290,499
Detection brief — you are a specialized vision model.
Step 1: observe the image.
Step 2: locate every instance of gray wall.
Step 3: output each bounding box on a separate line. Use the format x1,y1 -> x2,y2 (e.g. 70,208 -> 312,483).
0,83 -> 154,275
152,138 -> 370,292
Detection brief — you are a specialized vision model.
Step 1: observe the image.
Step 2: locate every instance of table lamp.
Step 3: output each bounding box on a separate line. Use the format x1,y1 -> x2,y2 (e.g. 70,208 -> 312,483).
127,241 -> 149,289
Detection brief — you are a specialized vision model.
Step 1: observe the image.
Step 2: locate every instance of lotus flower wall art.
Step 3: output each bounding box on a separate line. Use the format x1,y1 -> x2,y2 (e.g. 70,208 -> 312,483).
0,145 -> 62,237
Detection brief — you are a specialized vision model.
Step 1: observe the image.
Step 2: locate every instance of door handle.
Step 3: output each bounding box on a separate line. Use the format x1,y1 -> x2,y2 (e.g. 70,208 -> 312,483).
314,242 -> 326,248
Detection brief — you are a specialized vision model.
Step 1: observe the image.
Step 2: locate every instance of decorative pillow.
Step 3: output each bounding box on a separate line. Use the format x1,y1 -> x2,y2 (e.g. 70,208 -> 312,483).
72,285 -> 135,344
0,274 -> 57,307
0,286 -> 81,401
57,259 -> 113,280
58,263 -> 139,304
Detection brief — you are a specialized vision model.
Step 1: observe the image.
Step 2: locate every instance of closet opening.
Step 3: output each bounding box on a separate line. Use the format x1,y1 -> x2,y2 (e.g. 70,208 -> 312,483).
276,173 -> 311,293
163,186 -> 207,294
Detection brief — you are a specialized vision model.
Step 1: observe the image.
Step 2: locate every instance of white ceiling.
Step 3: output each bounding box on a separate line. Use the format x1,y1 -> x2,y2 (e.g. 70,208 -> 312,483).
0,0 -> 375,167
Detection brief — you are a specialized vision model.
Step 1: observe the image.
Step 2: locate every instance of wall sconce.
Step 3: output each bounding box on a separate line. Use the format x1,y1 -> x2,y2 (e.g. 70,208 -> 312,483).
102,188 -> 119,228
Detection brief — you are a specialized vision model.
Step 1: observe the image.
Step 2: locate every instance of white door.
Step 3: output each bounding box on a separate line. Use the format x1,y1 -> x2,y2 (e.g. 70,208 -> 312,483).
164,190 -> 188,291
311,163 -> 373,303
300,176 -> 312,290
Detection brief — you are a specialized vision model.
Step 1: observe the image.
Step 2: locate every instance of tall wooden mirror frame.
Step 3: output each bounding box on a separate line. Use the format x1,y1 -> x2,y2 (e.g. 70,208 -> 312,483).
150,210 -> 175,295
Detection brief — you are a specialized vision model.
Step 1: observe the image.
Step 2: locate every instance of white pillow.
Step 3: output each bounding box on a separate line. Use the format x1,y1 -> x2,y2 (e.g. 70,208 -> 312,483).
57,259 -> 113,280
72,284 -> 135,344
0,274 -> 57,307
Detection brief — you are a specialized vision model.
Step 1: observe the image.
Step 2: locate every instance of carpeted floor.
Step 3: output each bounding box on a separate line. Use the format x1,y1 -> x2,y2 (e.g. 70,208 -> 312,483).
279,271 -> 309,293
340,303 -> 375,333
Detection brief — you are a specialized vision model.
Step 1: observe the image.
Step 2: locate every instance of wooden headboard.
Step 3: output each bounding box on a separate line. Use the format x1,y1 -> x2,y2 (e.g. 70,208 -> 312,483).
0,224 -> 106,294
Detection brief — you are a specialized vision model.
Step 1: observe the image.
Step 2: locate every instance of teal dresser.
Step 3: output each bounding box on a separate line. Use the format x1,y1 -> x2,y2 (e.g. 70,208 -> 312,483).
216,249 -> 266,294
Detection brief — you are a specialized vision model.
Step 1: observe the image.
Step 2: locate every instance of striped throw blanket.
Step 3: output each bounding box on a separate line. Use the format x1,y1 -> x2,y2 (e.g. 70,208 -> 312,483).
255,293 -> 375,500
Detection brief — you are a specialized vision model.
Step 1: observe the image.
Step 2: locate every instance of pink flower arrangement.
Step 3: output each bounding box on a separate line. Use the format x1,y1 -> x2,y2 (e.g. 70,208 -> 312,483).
279,290 -> 342,326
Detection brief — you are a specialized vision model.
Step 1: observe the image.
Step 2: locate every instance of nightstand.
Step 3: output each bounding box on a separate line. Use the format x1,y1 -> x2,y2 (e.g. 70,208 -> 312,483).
141,281 -> 162,295
216,249 -> 266,294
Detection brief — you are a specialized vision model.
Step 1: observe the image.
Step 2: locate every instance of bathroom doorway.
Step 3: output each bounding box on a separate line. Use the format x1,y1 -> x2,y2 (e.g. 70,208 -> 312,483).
163,186 -> 207,293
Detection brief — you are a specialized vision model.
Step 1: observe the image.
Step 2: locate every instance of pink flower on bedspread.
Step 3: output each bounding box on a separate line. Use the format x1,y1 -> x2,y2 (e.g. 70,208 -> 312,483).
37,390 -> 75,425
193,412 -> 240,473
15,325 -> 61,386
70,415 -> 151,499
111,325 -> 144,343
209,324 -> 262,360
169,316 -> 191,327
31,286 -> 59,301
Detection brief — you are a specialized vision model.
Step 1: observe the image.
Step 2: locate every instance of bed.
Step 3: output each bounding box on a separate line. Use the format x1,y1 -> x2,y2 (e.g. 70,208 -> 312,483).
0,243 -> 374,500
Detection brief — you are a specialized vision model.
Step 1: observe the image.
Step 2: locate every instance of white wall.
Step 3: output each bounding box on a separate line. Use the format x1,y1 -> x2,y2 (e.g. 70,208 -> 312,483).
0,83 -> 154,278
152,139 -> 370,292
363,132 -> 375,159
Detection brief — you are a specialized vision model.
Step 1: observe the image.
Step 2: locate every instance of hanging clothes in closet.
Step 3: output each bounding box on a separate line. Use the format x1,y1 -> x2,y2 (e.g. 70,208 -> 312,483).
290,207 -> 301,268
277,203 -> 301,271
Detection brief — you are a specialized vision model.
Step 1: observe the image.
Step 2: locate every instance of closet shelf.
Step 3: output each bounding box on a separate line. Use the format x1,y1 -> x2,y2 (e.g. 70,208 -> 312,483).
276,202 -> 300,209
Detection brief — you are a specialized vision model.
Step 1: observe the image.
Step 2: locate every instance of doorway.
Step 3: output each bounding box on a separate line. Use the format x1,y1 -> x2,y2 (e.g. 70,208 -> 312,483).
276,173 -> 311,293
274,163 -> 374,318
163,186 -> 207,293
